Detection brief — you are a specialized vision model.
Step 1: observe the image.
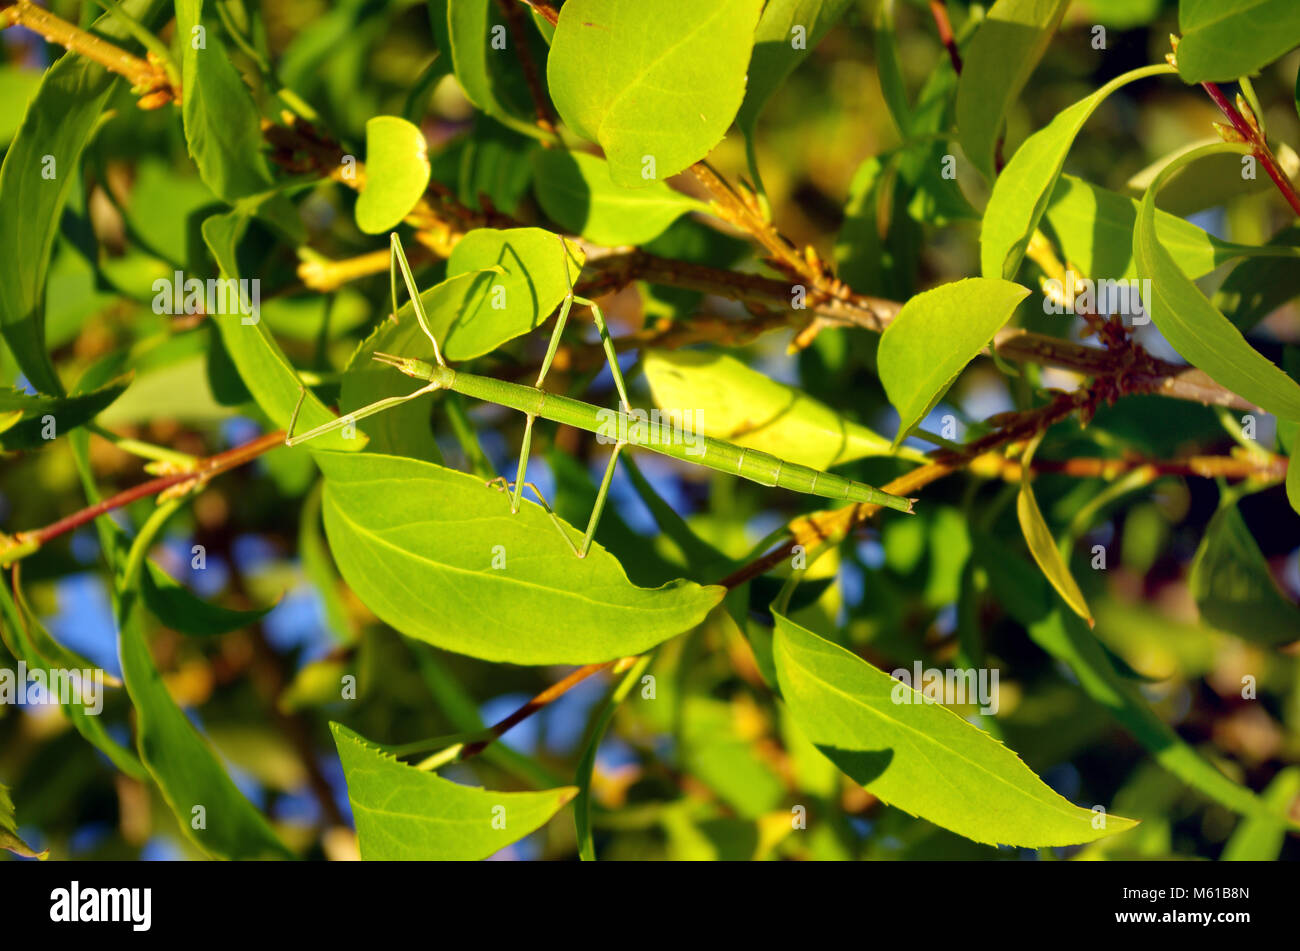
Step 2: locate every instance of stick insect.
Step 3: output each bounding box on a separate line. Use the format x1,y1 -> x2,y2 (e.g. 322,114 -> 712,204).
286,233 -> 915,558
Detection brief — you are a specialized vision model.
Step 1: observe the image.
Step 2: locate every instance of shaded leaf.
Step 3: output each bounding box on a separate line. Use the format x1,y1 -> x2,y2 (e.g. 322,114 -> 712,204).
735,0 -> 855,136
176,0 -> 277,201
1189,501 -> 1300,647
118,593 -> 293,859
202,211 -> 362,452
974,531 -> 1282,821
0,782 -> 46,860
533,149 -> 705,245
1222,767 -> 1300,860
354,116 -> 431,234
1044,174 -> 1292,281
0,377 -> 129,450
140,561 -> 276,637
956,0 -> 1069,181
0,0 -> 166,394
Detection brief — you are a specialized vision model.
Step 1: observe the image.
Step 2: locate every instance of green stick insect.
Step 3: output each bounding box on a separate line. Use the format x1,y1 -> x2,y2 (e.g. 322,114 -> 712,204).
287,233 -> 915,557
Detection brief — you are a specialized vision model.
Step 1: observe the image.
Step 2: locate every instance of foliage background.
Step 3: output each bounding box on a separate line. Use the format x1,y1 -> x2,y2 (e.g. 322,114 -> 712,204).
0,0 -> 1298,861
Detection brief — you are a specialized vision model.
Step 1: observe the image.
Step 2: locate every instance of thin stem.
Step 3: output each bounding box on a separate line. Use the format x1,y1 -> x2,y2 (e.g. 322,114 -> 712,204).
1202,80 -> 1300,217
2,0 -> 171,97
86,423 -> 199,469
1,429 -> 286,568
928,0 -> 962,74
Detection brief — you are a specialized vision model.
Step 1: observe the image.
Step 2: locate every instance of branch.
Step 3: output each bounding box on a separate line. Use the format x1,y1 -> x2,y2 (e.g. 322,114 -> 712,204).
1,0 -> 176,106
1201,80 -> 1300,217
0,429 -> 285,567
928,0 -> 962,74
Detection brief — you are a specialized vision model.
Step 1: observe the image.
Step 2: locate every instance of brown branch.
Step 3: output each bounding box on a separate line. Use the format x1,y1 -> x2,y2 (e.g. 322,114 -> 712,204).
1,0 -> 176,106
0,429 -> 286,567
928,0 -> 962,74
1201,81 -> 1300,217
459,658 -> 631,760
497,0 -> 557,135
718,390 -> 1089,589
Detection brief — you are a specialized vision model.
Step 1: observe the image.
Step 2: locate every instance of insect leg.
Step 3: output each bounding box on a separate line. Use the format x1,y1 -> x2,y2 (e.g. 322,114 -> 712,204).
390,232 -> 446,367
575,441 -> 626,558
486,477 -> 581,556
284,382 -> 440,447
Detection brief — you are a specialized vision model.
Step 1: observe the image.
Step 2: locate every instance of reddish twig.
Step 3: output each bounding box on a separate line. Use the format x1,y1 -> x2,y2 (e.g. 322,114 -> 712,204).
1201,81 -> 1300,217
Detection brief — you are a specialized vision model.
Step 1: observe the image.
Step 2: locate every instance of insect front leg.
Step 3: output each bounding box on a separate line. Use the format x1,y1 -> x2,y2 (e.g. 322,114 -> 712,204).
283,381 -> 441,447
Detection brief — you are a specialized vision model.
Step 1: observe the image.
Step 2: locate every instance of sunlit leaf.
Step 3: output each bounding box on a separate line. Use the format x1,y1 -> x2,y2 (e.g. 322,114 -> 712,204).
331,722 -> 576,859
354,116 -> 431,234
315,451 -> 725,664
773,610 -> 1137,847
878,277 -> 1030,446
644,348 -> 918,468
1134,155 -> 1300,422
547,0 -> 763,187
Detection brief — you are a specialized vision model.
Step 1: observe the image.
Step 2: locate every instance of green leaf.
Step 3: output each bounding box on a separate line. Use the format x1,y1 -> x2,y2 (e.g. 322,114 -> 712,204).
735,0 -> 855,136
119,593 -> 293,859
533,149 -> 706,245
574,655 -> 650,860
547,0 -> 763,187
1134,147 -> 1300,423
201,211 -> 362,452
1288,452 -> 1300,516
447,0 -> 551,141
643,348 -> 920,468
0,583 -> 144,781
955,0 -> 1070,181
315,450 -> 725,664
1044,174 -> 1291,281
354,116 -> 432,234
1189,501 -> 1300,647
140,561 -> 276,637
981,64 -> 1174,280
773,610 -> 1137,847
443,227 -> 585,360
1017,479 -> 1093,627
1212,225 -> 1300,332
331,722 -> 576,859
974,531 -> 1281,821
1125,138 -> 1300,217
878,277 -> 1030,446
1222,767 -> 1300,860
299,481 -> 359,644
0,377 -> 129,450
176,0 -> 277,201
0,0 -> 166,394
0,782 -> 46,860
1175,0 -> 1300,84
873,0 -> 911,138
